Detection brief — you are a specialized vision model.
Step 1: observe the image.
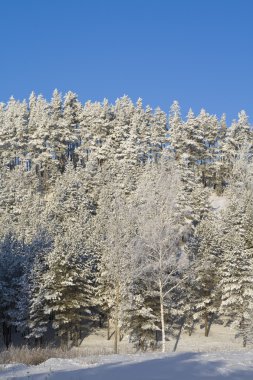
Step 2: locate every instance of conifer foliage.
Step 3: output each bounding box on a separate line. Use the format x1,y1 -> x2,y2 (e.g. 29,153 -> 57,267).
0,90 -> 253,350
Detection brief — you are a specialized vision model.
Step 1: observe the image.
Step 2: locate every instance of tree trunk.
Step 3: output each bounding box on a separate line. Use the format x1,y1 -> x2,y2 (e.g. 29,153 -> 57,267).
204,311 -> 209,337
71,327 -> 79,348
188,321 -> 194,336
173,320 -> 184,352
114,283 -> 120,354
159,280 -> 166,353
60,333 -> 68,349
107,318 -> 110,340
114,316 -> 118,354
73,326 -> 78,347
3,322 -> 12,349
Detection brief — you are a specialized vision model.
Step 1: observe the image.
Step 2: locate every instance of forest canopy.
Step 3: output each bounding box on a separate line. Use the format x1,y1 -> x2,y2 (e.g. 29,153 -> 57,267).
0,90 -> 252,352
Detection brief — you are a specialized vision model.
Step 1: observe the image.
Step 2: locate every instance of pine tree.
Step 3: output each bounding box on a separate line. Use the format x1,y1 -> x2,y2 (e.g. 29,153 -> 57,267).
168,100 -> 183,160
219,163 -> 253,346
42,228 -> 95,347
223,111 -> 252,174
196,109 -> 219,187
0,233 -> 26,347
188,217 -> 222,336
63,91 -> 82,164
25,232 -> 52,343
150,107 -> 167,162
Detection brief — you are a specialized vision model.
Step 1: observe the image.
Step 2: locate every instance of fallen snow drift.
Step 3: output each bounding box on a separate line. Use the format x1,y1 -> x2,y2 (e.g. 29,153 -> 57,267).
1,351 -> 253,379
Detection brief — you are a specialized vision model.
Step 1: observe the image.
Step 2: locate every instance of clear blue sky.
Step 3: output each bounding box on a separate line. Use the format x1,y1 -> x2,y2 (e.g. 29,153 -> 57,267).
0,0 -> 252,123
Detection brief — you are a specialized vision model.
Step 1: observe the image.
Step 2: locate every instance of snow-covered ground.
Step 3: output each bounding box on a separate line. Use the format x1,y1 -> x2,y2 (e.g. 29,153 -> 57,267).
209,193 -> 227,212
1,351 -> 253,379
1,324 -> 252,379
79,323 -> 245,354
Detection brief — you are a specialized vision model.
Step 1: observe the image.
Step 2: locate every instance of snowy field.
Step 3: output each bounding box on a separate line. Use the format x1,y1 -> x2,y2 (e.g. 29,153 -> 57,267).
79,323 -> 248,354
1,324 -> 253,379
1,351 -> 253,379
1,328 -> 253,380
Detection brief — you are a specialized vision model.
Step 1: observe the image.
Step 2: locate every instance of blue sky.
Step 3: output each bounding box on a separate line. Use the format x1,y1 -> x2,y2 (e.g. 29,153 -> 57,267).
0,0 -> 252,123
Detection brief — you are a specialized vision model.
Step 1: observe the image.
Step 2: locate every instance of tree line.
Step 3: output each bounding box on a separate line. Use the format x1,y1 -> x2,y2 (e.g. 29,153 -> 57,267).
0,90 -> 252,352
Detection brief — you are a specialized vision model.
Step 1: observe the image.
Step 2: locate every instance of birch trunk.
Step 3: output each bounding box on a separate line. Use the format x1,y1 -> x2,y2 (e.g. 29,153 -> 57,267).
159,279 -> 166,353
114,282 -> 120,354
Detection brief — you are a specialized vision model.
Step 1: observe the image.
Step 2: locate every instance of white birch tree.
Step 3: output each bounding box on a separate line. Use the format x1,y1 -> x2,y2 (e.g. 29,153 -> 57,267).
129,158 -> 188,352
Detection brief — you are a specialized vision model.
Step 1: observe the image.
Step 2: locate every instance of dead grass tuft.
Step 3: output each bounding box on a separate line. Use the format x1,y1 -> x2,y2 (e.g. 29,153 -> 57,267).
0,346 -> 78,366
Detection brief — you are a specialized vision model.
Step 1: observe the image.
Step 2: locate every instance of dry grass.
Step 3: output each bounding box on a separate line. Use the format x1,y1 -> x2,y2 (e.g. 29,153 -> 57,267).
0,345 -> 123,366
0,346 -> 79,366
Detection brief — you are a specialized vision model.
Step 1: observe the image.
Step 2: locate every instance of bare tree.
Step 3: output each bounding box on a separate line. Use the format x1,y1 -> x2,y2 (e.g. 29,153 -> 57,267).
95,190 -> 135,354
130,158 -> 188,352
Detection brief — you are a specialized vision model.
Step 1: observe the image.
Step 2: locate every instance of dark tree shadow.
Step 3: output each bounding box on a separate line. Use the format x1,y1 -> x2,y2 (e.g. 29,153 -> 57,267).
173,321 -> 184,352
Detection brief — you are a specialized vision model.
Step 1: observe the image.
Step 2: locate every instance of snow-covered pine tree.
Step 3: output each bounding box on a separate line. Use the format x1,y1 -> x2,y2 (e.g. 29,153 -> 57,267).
0,101 -> 6,166
213,113 -> 228,192
24,231 -> 53,344
63,91 -> 82,164
1,97 -> 29,168
196,109 -> 219,187
187,217 -> 222,336
78,99 -> 113,167
150,107 -> 167,163
219,155 -> 253,346
168,100 -> 183,160
0,233 -> 27,348
222,111 -> 252,180
41,227 -> 95,347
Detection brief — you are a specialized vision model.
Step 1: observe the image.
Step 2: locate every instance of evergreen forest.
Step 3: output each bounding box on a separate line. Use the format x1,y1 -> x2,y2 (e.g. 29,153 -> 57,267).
0,90 -> 252,352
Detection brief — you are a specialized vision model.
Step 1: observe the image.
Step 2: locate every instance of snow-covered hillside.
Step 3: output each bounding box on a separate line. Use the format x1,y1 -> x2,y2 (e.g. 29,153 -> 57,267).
1,351 -> 253,380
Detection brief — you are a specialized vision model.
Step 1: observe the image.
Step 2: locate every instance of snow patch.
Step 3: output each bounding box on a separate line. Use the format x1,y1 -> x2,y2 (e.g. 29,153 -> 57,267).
209,193 -> 227,212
